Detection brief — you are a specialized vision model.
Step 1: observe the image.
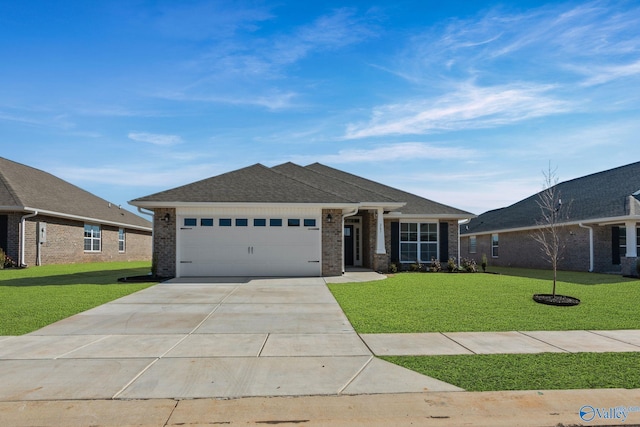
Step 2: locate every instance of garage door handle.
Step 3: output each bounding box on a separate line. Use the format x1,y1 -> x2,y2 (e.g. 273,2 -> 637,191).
248,246 -> 254,254
308,260 -> 320,263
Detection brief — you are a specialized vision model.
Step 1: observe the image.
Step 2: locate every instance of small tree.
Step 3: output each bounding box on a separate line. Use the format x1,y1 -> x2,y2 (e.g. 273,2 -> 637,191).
531,165 -> 570,297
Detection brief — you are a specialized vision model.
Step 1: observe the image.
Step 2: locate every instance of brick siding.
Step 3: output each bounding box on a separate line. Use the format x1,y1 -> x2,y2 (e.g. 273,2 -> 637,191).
153,208 -> 176,278
4,213 -> 151,267
460,224 -> 630,273
321,208 -> 343,276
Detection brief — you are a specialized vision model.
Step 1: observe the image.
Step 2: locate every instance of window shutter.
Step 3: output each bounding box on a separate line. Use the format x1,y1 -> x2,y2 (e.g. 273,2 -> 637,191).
612,226 -> 621,265
390,222 -> 400,264
439,222 -> 449,262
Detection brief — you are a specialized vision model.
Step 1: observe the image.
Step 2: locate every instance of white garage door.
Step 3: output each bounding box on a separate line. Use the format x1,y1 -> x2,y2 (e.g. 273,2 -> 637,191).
177,214 -> 321,277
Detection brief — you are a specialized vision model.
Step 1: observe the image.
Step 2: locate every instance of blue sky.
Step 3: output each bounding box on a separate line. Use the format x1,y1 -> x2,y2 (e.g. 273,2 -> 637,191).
1,0 -> 639,215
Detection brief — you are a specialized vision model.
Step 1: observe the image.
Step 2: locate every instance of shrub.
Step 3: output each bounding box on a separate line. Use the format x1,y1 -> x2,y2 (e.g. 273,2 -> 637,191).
481,254 -> 488,272
429,258 -> 442,272
462,258 -> 478,273
388,263 -> 398,274
447,257 -> 457,272
409,261 -> 423,272
0,248 -> 5,270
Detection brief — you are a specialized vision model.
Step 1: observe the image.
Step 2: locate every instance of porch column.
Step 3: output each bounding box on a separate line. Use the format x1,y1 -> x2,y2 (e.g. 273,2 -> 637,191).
625,221 -> 638,257
376,207 -> 386,254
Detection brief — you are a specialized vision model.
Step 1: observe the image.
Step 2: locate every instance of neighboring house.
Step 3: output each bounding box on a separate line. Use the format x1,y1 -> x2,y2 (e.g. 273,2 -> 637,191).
460,161 -> 640,276
0,157 -> 152,267
129,162 -> 474,278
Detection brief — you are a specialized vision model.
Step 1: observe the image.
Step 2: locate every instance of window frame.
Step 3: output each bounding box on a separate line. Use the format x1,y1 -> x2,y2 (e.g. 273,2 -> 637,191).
84,224 -> 102,253
491,234 -> 499,258
469,235 -> 477,254
118,228 -> 125,253
399,222 -> 439,263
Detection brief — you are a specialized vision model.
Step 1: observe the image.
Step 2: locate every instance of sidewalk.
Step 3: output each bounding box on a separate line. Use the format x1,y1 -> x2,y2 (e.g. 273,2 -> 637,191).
361,329 -> 640,355
3,389 -> 640,426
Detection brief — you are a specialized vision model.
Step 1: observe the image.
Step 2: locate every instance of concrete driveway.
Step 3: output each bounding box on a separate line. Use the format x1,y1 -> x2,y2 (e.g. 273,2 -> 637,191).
0,274 -> 460,401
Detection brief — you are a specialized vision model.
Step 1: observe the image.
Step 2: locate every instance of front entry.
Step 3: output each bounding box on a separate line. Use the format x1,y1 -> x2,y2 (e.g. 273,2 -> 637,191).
344,217 -> 362,267
344,225 -> 354,266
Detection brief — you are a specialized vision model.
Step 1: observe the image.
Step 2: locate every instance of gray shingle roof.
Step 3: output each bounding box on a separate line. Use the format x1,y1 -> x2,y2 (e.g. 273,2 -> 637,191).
0,157 -> 151,229
131,164 -> 353,204
131,162 -> 474,218
462,161 -> 640,235
305,163 -> 474,216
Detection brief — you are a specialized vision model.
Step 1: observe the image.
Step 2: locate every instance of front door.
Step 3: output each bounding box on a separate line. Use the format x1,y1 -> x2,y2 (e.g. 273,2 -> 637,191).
344,224 -> 354,266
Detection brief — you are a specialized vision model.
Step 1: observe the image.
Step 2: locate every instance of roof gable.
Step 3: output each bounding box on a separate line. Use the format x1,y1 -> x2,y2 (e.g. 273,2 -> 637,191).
0,157 -> 151,229
463,161 -> 640,234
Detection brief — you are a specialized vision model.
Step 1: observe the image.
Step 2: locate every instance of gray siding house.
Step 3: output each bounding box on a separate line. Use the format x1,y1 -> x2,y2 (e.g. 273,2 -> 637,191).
0,157 -> 152,267
460,162 -> 640,276
130,162 -> 474,278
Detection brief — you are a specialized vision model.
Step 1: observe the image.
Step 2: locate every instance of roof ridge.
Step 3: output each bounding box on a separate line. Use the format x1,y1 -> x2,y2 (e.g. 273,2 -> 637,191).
305,163 -> 405,202
270,162 -> 359,202
268,162 -> 353,203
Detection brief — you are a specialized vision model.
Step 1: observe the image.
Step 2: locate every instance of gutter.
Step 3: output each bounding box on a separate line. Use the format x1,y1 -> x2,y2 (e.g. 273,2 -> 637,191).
20,210 -> 38,267
14,206 -> 152,232
579,223 -> 594,272
458,219 -> 472,268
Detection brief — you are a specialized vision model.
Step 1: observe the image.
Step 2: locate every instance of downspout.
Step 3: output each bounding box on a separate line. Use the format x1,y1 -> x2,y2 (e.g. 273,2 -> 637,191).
342,207 -> 359,274
579,223 -> 594,272
20,210 -> 38,267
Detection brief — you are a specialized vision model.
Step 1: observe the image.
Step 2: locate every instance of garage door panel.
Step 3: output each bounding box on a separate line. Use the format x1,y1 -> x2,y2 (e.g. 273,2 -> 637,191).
178,215 -> 321,277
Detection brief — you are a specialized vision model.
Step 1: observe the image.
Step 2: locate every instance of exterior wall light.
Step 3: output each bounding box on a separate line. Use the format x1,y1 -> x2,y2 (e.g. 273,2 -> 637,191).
326,213 -> 333,223
161,213 -> 171,222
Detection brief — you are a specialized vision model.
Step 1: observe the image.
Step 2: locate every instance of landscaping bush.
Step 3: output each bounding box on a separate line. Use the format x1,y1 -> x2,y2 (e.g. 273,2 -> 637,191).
461,258 -> 478,273
0,248 -> 5,269
429,258 -> 442,272
447,257 -> 457,272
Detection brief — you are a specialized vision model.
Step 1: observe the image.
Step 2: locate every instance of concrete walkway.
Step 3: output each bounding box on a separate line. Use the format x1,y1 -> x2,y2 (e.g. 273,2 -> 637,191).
0,273 -> 460,402
2,271 -> 640,425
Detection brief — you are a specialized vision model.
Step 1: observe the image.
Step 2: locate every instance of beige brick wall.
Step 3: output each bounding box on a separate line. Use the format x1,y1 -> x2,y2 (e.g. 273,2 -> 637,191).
14,214 -> 151,267
153,208 -> 176,278
322,208 -> 343,276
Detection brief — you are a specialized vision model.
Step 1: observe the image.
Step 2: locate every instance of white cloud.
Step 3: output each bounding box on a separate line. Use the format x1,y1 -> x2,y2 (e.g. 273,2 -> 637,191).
344,82 -> 570,139
128,132 -> 184,146
579,59 -> 640,86
290,142 -> 476,164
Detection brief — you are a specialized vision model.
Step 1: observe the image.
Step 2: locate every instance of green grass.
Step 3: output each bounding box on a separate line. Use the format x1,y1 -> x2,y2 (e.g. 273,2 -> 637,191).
383,353 -> 640,391
328,268 -> 640,333
0,261 -> 155,335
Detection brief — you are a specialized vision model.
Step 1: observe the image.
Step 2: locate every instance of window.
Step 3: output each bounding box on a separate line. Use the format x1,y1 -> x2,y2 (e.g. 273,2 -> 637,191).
201,218 -> 214,227
236,218 -> 248,227
270,218 -> 282,227
304,219 -> 316,227
118,228 -> 125,252
219,218 -> 232,227
288,219 -> 300,227
400,222 -> 438,263
619,227 -> 640,256
84,224 -> 101,252
254,218 -> 266,227
184,218 -> 197,227
491,234 -> 499,257
469,236 -> 477,254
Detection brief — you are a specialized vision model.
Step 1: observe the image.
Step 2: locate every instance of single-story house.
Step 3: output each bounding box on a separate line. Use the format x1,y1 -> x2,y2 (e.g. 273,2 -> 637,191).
129,162 -> 474,278
0,157 -> 152,267
460,161 -> 640,276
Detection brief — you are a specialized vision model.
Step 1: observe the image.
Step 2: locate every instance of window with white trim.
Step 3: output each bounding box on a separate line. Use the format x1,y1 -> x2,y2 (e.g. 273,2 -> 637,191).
619,227 -> 640,255
400,222 -> 438,263
469,236 -> 477,254
118,228 -> 125,252
491,234 -> 499,258
84,224 -> 101,252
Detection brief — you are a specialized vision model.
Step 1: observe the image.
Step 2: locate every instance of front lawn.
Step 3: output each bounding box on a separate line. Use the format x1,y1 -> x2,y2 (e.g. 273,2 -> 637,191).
383,352 -> 640,391
0,262 -> 156,335
328,268 -> 640,333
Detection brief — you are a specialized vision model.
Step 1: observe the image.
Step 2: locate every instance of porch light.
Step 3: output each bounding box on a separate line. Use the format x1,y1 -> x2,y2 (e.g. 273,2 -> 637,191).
161,213 -> 171,222
326,213 -> 333,223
